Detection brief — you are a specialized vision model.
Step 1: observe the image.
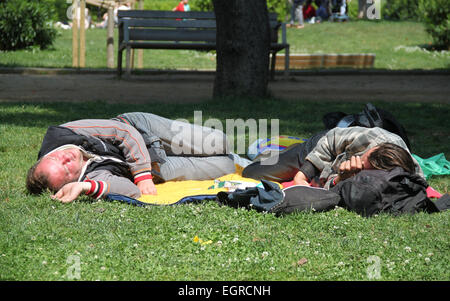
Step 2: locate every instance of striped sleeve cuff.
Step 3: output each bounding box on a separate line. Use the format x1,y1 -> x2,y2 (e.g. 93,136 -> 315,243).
84,179 -> 108,199
133,171 -> 153,184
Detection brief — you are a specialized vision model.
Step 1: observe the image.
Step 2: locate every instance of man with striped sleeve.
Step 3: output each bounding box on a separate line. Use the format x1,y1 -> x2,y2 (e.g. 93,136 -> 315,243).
26,112 -> 236,203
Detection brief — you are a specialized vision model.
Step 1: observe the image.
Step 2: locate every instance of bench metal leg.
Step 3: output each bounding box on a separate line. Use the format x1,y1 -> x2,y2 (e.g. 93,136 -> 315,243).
270,52 -> 276,80
284,46 -> 290,77
117,48 -> 123,78
125,45 -> 132,77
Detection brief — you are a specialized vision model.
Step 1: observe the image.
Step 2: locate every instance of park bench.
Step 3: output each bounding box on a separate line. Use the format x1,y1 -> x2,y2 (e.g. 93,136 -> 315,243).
117,10 -> 289,78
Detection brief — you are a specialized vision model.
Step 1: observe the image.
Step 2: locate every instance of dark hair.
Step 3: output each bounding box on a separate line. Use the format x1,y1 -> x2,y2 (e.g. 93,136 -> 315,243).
26,160 -> 51,195
368,143 -> 415,174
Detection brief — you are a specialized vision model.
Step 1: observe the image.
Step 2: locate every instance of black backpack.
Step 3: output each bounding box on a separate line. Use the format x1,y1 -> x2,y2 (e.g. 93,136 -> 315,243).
216,168 -> 449,217
330,167 -> 442,217
322,103 -> 411,151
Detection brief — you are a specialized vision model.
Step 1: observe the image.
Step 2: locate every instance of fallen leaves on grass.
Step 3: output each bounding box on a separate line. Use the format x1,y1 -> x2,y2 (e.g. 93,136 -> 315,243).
193,235 -> 212,246
293,258 -> 308,267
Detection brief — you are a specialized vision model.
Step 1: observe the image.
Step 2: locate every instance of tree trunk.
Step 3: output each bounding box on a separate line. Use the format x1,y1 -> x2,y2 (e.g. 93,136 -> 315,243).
212,0 -> 270,98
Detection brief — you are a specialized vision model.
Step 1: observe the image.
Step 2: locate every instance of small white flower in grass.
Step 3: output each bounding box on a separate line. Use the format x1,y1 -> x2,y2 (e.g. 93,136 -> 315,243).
337,261 -> 345,267
425,257 -> 431,263
386,260 -> 395,271
405,246 -> 412,252
42,261 -> 47,265
232,237 -> 239,243
262,251 -> 269,258
100,266 -> 106,270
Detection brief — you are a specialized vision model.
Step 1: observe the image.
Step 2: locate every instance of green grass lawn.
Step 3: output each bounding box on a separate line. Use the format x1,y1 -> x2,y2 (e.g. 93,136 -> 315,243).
0,20 -> 448,70
288,20 -> 450,70
0,100 -> 449,281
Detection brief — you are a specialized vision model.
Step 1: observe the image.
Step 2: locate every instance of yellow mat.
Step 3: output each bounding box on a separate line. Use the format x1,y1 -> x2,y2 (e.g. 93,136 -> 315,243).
138,173 -> 278,205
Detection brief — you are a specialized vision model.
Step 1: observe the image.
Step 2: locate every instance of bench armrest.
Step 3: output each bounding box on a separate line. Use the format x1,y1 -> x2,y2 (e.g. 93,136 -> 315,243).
280,22 -> 287,45
118,20 -> 124,44
120,19 -> 130,44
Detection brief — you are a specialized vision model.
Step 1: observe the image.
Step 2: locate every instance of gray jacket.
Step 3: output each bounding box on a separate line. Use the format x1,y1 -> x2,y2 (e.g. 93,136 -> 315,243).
304,126 -> 424,189
61,119 -> 153,198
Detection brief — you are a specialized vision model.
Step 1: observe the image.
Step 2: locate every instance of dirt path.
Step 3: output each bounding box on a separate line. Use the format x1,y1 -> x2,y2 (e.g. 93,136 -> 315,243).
0,70 -> 449,103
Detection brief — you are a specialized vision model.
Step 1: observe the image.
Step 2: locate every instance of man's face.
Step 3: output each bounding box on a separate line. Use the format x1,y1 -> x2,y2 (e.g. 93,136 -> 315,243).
35,148 -> 85,191
360,146 -> 378,170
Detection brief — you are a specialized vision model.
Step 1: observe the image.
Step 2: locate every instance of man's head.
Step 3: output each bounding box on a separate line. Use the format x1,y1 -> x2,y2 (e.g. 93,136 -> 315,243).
26,147 -> 85,194
364,142 -> 415,174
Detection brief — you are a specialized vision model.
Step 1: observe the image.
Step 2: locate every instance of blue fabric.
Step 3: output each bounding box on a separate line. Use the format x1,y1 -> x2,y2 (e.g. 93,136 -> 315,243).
105,193 -> 217,207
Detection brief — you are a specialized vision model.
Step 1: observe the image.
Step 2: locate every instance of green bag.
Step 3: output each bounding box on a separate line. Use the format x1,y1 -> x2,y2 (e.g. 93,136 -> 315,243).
412,153 -> 450,180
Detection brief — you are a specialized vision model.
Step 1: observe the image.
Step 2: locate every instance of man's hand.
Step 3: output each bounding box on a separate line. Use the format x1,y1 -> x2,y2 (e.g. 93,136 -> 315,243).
335,155 -> 363,184
52,182 -> 90,203
137,179 -> 157,195
293,171 -> 310,186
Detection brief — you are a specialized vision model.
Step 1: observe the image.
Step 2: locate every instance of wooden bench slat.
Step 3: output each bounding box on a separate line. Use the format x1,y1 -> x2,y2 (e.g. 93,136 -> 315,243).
119,10 -> 279,21
129,28 -> 216,42
119,10 -> 216,19
127,41 -> 216,50
123,19 -> 217,29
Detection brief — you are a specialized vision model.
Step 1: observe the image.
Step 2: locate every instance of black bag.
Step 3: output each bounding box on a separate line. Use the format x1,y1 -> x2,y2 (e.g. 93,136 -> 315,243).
216,180 -> 284,212
217,168 -> 449,217
322,103 -> 411,150
331,167 -> 441,217
269,185 -> 341,215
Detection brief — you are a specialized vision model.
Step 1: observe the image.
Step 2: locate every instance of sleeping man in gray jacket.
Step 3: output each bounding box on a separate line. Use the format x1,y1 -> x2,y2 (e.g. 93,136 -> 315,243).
26,112 -> 236,203
242,126 -> 424,189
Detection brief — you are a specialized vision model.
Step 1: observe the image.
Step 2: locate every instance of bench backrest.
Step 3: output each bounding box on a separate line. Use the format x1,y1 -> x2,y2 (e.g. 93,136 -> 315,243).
118,10 -> 282,44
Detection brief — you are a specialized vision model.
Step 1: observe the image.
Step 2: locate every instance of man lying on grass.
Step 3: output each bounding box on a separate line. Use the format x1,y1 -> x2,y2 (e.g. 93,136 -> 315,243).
243,126 -> 425,188
26,112 -> 235,203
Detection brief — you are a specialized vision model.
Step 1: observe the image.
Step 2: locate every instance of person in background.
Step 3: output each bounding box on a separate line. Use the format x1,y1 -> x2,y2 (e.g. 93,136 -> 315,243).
287,0 -> 306,29
96,1 -> 131,28
315,0 -> 332,22
303,0 -> 317,23
173,0 -> 190,12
